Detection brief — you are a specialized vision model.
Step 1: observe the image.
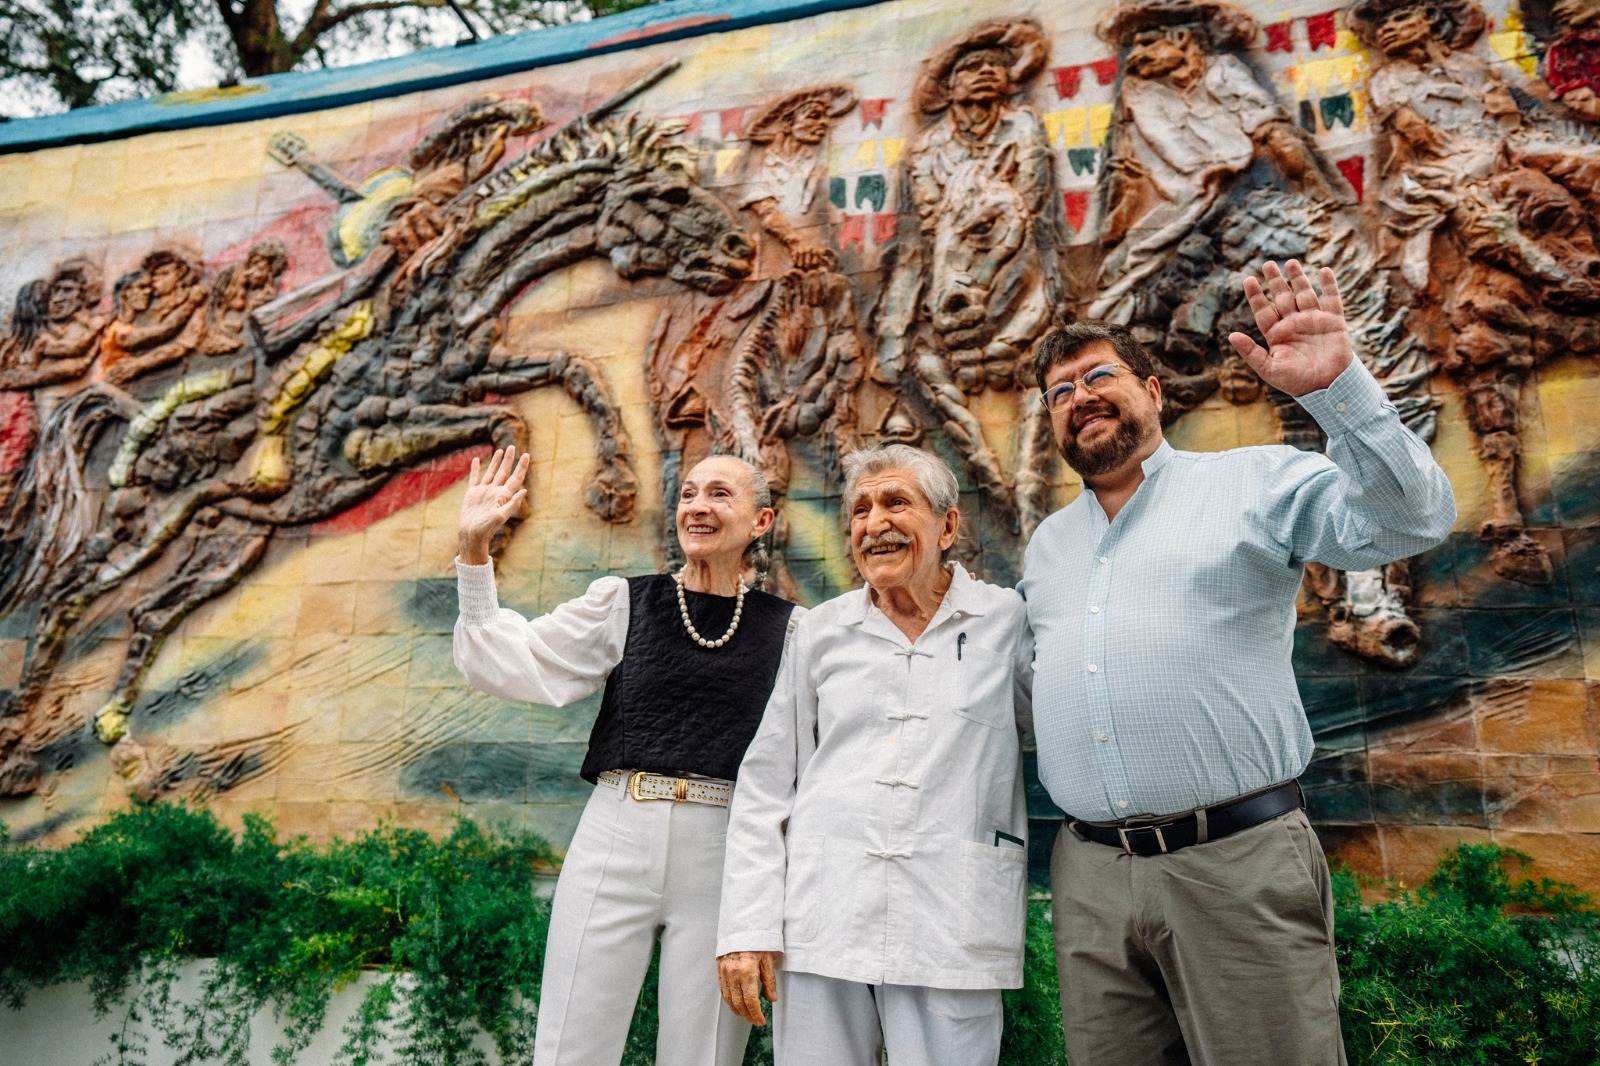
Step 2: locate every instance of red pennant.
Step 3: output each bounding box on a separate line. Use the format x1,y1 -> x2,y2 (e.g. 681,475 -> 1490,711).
1335,155 -> 1365,202
872,212 -> 897,244
860,98 -> 891,129
1053,65 -> 1084,100
670,113 -> 702,136
1090,57 -> 1119,85
1063,191 -> 1090,233
839,214 -> 866,248
1265,21 -> 1294,53
719,107 -> 745,140
1306,10 -> 1338,50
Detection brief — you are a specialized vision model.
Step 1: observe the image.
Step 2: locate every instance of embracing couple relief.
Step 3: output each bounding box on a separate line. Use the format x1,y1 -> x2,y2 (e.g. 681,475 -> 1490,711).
455,260 -> 1455,1065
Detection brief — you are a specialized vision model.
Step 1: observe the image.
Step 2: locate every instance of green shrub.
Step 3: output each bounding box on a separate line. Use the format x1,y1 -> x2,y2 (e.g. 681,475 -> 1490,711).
6,807 -> 1599,1065
1335,844 -> 1600,1065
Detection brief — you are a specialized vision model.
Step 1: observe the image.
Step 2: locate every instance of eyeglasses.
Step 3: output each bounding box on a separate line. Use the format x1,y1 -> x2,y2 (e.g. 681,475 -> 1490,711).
1039,364 -> 1124,411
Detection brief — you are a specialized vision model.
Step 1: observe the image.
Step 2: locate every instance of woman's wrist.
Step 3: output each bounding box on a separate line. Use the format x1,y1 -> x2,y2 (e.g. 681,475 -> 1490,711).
457,536 -> 492,566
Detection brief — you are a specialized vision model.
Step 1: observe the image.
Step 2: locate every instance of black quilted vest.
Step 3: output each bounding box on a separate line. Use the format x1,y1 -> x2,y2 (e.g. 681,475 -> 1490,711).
579,574 -> 796,783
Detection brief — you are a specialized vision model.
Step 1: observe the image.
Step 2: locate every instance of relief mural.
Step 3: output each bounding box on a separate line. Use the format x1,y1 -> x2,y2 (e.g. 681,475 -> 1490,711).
0,0 -> 1597,890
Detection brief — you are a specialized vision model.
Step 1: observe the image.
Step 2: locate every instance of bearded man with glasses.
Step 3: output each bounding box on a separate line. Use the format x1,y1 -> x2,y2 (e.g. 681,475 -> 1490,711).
1020,260 -> 1456,1065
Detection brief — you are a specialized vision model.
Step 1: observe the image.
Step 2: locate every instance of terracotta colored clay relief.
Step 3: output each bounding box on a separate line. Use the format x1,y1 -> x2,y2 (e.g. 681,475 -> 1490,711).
876,19 -> 1064,538
647,85 -> 866,598
1351,0 -> 1600,584
1091,0 -> 1439,666
0,68 -> 754,800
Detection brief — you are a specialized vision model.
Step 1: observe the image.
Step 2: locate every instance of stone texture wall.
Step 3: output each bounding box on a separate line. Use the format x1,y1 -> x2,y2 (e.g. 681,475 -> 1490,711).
0,0 -> 1596,891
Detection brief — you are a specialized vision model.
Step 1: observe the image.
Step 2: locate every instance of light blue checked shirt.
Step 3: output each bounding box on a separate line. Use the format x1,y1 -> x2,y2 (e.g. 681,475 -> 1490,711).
1020,360 -> 1455,822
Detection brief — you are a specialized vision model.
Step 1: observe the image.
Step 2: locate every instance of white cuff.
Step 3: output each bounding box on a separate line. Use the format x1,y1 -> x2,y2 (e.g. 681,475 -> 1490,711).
455,558 -> 502,626
1296,359 -> 1393,430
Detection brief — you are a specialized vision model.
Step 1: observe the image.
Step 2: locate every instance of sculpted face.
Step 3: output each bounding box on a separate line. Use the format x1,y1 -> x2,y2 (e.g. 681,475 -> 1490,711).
1126,26 -> 1207,83
1376,6 -> 1440,55
849,468 -> 958,595
675,456 -> 773,567
789,101 -> 833,145
47,276 -> 85,321
1045,340 -> 1163,477
149,261 -> 184,297
122,276 -> 153,315
950,49 -> 1014,104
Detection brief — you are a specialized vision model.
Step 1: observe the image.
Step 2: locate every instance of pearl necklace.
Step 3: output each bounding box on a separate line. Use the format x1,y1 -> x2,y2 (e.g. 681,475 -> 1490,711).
674,567 -> 746,649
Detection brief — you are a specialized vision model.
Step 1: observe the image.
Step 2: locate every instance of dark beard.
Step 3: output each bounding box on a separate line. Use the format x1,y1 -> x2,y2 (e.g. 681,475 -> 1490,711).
1059,413 -> 1150,478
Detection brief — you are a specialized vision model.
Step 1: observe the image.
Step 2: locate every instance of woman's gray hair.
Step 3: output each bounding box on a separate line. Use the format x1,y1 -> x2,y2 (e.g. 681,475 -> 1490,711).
840,444 -> 961,514
706,452 -> 773,511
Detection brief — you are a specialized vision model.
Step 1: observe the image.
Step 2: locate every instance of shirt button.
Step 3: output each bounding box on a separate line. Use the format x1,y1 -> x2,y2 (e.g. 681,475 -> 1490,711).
1118,801 -> 1129,810
1335,401 -> 1348,413
1090,605 -> 1101,614
1098,555 -> 1109,564
1098,732 -> 1109,742
1087,663 -> 1099,673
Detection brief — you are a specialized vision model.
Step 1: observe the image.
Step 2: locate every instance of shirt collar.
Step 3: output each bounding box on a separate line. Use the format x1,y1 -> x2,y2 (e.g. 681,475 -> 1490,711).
1140,439 -> 1176,477
842,561 -> 987,626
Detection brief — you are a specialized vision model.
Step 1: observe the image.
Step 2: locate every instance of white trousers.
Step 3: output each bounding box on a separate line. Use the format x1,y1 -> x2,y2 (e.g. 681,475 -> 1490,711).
532,779 -> 751,1066
773,971 -> 1002,1066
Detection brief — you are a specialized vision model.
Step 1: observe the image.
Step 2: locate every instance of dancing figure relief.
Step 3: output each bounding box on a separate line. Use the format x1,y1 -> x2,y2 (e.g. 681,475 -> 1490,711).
1352,0 -> 1600,584
878,18 -> 1062,537
648,84 -> 865,595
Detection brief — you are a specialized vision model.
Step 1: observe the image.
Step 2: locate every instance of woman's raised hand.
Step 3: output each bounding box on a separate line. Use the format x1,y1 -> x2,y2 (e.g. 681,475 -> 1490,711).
457,447 -> 531,565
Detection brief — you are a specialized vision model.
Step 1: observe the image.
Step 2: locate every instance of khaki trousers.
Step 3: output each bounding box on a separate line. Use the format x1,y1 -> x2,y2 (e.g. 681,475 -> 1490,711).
1050,810 -> 1346,1066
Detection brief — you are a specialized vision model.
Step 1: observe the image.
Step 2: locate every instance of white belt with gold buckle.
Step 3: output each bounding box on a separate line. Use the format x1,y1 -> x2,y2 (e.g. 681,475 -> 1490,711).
597,769 -> 733,807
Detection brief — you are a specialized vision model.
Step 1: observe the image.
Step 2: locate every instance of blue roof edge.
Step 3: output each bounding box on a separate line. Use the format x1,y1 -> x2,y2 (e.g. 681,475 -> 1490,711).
0,0 -> 891,154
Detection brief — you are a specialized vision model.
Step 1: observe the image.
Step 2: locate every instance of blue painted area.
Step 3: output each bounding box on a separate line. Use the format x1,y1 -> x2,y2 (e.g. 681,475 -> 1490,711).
0,0 -> 891,153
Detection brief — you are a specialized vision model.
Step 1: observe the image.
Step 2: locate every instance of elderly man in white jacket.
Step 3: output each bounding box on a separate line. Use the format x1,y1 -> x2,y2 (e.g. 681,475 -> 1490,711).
716,443 -> 1033,1065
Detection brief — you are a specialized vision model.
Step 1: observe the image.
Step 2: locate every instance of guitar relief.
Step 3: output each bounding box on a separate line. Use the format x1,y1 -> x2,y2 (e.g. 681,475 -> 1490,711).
266,133 -> 414,266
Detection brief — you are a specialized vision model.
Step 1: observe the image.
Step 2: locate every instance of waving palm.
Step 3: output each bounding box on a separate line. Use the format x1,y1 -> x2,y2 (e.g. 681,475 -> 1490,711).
1227,260 -> 1355,398
458,446 -> 530,563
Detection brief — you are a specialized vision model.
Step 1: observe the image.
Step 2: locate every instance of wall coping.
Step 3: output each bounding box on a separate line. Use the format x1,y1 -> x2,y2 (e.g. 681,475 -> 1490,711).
0,0 -> 892,154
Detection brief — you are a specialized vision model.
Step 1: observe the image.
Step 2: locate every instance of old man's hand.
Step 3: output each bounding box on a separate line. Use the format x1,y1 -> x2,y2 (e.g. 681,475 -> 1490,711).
1228,259 -> 1355,397
717,950 -> 781,1026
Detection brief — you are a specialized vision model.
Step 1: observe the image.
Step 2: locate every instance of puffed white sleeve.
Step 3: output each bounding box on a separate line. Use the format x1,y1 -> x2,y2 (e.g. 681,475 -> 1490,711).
452,559 -> 629,707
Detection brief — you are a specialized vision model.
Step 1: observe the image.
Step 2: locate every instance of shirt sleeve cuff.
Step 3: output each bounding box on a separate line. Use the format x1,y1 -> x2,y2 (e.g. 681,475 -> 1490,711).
716,931 -> 786,956
1295,358 -> 1392,431
455,558 -> 502,626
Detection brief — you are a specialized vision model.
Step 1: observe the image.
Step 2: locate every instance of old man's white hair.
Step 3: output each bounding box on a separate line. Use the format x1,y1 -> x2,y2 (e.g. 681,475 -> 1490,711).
840,444 -> 961,514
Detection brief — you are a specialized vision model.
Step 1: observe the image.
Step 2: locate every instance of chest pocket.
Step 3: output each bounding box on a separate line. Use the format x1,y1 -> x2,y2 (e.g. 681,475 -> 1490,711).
955,643 -> 1012,729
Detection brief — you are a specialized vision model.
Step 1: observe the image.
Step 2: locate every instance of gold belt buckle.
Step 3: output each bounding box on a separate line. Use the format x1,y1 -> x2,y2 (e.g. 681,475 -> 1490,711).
628,771 -> 690,802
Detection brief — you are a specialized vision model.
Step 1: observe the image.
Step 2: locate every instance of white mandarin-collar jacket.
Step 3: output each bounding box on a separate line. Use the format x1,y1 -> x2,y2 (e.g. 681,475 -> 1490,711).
718,562 -> 1034,989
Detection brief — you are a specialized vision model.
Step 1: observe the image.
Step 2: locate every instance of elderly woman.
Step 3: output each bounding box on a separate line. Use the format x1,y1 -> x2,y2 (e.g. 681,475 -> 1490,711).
454,446 -> 800,1066
717,443 -> 1032,1066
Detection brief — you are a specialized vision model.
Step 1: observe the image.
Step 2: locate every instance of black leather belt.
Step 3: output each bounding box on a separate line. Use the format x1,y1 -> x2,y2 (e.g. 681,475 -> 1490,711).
1066,780 -> 1304,857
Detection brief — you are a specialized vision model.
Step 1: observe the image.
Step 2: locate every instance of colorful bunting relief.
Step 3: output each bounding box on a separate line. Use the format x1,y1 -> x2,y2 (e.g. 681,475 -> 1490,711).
1090,57 -> 1119,85
1063,190 -> 1089,233
860,98 -> 891,129
872,212 -> 897,244
1335,155 -> 1365,201
1266,21 -> 1294,54
718,107 -> 745,140
1054,65 -> 1084,100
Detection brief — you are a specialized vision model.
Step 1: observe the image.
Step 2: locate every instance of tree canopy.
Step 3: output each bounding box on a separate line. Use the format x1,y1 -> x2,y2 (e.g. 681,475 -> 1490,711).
0,0 -> 660,116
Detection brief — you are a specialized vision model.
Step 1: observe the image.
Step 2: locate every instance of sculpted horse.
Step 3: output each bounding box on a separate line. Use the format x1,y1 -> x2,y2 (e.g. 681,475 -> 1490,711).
887,141 -> 1060,539
0,112 -> 755,797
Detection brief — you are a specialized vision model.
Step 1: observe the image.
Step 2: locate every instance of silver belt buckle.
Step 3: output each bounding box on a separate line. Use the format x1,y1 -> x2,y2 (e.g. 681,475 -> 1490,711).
1116,823 -> 1169,855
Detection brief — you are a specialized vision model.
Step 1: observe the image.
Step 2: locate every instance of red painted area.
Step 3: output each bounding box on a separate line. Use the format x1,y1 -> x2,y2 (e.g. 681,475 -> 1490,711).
1335,155 -> 1366,202
839,214 -> 865,249
586,14 -> 731,48
1063,191 -> 1090,233
871,212 -> 897,245
860,98 -> 891,128
0,392 -> 37,475
1053,65 -> 1083,100
1265,21 -> 1294,53
1090,57 -> 1119,85
1306,10 -> 1338,51
719,107 -> 746,140
310,447 -> 488,536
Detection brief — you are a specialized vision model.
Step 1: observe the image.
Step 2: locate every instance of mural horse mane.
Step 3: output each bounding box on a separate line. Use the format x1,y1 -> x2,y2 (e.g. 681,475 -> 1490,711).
0,102 -> 755,797
907,141 -> 1058,541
